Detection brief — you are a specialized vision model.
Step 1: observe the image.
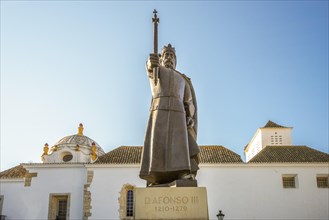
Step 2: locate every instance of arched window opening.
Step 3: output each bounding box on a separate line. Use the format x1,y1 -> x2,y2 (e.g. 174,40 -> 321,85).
119,184 -> 135,219
126,190 -> 134,217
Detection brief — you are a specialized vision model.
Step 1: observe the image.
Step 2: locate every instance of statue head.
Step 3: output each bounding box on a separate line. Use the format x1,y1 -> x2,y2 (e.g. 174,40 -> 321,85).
160,44 -> 177,69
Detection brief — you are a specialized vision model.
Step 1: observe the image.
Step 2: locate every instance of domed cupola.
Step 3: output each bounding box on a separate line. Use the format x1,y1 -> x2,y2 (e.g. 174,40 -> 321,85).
41,123 -> 105,163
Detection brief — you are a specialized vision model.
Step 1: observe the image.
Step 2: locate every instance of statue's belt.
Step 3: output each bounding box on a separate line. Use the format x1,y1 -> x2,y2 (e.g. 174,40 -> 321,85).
151,96 -> 185,113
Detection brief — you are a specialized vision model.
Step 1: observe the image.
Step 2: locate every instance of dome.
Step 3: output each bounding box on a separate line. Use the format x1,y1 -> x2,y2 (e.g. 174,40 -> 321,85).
54,134 -> 104,154
42,123 -> 105,163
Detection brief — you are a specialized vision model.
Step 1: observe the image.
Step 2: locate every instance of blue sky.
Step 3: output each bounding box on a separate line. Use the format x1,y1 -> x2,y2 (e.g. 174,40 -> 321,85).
1,1 -> 328,171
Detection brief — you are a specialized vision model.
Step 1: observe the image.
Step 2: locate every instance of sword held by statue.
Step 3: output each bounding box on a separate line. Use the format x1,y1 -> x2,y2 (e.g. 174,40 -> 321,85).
152,9 -> 159,86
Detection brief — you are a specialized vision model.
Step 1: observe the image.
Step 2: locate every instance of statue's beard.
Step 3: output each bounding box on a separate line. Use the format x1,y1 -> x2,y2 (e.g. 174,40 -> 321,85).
163,60 -> 175,69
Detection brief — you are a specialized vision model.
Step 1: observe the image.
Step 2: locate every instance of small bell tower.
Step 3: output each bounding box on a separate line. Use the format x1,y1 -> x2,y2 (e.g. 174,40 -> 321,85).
244,120 -> 293,162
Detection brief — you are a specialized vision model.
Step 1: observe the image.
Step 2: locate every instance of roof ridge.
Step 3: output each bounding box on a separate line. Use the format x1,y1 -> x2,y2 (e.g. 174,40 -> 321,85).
263,120 -> 286,128
96,145 -> 243,164
249,145 -> 329,163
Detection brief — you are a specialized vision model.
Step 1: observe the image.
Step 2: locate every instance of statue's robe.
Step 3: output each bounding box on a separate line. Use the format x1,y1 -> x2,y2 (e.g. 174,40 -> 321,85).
139,66 -> 199,185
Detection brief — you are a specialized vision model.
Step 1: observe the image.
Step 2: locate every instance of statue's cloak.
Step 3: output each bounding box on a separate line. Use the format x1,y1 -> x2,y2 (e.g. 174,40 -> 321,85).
139,66 -> 199,184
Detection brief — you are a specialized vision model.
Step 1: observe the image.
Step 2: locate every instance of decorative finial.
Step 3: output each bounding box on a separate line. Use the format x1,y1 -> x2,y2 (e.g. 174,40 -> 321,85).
91,142 -> 97,161
78,123 -> 84,136
41,143 -> 49,161
53,145 -> 58,151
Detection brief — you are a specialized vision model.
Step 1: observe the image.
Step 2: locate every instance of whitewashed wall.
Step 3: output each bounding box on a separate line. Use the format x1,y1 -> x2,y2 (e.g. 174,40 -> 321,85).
87,165 -> 144,220
0,165 -> 86,220
86,163 -> 328,220
261,128 -> 292,147
0,180 -> 25,219
198,164 -> 329,220
1,163 -> 328,220
245,130 -> 262,162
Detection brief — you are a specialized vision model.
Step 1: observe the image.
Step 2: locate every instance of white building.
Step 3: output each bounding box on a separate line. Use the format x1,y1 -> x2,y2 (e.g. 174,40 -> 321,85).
1,121 -> 328,220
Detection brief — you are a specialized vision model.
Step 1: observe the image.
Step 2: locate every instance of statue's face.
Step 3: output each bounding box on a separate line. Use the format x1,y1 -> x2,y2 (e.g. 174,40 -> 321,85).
161,51 -> 176,69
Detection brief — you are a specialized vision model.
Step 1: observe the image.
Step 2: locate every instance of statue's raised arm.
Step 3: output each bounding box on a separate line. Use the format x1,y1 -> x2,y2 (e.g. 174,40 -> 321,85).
146,53 -> 160,79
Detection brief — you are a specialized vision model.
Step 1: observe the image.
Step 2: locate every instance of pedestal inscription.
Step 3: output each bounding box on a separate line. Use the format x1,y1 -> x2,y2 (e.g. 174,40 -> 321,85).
134,187 -> 208,220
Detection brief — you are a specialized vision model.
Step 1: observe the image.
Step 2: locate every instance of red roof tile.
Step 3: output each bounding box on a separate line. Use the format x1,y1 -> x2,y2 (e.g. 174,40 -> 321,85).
0,165 -> 27,179
248,145 -> 329,163
95,145 -> 243,164
263,120 -> 287,128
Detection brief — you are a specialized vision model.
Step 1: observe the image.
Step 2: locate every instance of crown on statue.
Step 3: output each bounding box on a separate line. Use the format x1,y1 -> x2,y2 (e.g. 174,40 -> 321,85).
161,44 -> 176,56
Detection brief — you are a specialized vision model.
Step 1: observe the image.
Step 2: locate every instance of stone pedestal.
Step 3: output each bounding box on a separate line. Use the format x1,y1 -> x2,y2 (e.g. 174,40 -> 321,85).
134,187 -> 209,220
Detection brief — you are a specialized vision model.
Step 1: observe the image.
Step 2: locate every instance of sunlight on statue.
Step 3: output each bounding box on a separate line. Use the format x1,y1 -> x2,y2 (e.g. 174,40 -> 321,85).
139,44 -> 200,186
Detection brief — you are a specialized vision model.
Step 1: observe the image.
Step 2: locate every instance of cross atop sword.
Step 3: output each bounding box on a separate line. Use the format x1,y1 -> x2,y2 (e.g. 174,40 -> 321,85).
152,9 -> 159,85
152,9 -> 159,54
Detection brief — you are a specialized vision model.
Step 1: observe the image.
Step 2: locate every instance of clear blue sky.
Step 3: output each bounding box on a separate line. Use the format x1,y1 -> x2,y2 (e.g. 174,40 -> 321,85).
1,1 -> 328,171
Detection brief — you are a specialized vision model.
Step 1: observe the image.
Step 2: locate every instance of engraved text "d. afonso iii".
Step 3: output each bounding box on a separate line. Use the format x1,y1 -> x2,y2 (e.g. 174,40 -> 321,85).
145,196 -> 198,205
144,196 -> 199,213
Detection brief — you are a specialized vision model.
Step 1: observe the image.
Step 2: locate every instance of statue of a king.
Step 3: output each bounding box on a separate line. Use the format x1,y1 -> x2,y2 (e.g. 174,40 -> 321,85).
139,44 -> 200,186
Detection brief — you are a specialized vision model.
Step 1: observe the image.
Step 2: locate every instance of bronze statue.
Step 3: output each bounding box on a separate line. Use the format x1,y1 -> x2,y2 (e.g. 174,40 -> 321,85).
139,42 -> 200,186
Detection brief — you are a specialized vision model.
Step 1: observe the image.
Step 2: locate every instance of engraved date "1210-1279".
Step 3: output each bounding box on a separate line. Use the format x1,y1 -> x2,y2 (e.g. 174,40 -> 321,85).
155,206 -> 188,212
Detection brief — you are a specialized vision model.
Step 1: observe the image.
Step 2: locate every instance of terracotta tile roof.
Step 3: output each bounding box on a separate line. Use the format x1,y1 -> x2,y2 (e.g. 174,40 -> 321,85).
263,120 -> 286,128
248,145 -> 329,163
96,146 -> 142,164
95,145 -> 243,164
0,165 -> 27,179
199,145 -> 243,163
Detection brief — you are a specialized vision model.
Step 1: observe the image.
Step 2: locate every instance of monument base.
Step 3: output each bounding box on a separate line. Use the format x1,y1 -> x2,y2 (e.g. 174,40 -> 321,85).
149,179 -> 198,187
134,187 -> 209,220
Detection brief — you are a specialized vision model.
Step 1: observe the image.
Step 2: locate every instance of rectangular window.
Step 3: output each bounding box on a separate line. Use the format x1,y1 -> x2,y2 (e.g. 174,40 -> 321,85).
58,199 -> 68,219
48,193 -> 70,220
317,175 -> 329,188
282,175 -> 297,188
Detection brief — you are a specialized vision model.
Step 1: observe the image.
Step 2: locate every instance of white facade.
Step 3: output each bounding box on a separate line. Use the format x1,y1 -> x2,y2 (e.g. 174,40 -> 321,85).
1,163 -> 328,220
199,164 -> 328,220
87,165 -> 144,219
1,165 -> 86,219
